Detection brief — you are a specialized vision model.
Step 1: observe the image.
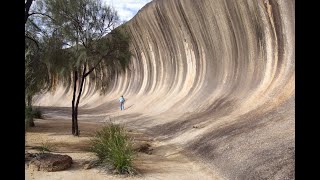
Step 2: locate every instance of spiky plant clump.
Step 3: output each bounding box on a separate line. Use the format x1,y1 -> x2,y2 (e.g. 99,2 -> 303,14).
91,122 -> 135,174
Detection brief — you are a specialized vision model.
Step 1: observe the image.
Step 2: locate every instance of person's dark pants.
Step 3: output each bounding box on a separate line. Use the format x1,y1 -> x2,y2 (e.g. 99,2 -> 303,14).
120,102 -> 124,110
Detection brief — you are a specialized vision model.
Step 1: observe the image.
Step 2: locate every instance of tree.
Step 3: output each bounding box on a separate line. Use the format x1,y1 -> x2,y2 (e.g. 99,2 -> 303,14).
43,0 -> 131,136
25,40 -> 50,107
25,0 -> 53,127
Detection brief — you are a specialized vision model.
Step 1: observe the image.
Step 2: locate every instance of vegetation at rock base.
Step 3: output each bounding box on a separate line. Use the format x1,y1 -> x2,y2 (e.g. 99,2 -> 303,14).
90,122 -> 135,175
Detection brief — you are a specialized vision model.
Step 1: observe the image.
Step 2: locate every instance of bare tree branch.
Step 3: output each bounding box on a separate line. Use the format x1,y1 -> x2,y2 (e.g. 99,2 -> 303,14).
25,35 -> 39,49
84,50 -> 112,77
28,12 -> 56,22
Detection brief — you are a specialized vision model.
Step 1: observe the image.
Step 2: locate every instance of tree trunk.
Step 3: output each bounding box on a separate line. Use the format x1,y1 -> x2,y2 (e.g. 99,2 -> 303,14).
74,66 -> 87,136
27,95 -> 32,107
28,117 -> 35,127
71,71 -> 78,135
27,95 -> 35,127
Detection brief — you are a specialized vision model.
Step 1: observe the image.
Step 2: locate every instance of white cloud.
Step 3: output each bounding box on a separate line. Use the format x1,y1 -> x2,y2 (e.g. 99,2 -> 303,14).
102,0 -> 152,22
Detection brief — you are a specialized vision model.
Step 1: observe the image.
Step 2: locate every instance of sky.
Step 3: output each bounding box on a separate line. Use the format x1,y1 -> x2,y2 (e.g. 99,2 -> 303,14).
102,0 -> 152,22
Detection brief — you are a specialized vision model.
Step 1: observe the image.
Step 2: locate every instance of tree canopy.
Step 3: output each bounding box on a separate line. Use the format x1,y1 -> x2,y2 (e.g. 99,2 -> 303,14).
25,0 -> 132,135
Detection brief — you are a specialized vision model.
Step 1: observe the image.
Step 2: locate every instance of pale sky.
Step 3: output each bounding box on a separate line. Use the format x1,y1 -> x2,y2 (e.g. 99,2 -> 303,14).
102,0 -> 152,22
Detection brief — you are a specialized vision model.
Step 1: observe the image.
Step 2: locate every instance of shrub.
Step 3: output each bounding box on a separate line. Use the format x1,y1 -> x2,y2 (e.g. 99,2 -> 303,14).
90,122 -> 135,174
39,141 -> 55,153
32,141 -> 56,153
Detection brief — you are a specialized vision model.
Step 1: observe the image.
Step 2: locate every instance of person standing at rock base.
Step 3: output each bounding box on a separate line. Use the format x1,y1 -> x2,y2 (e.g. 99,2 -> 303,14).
119,95 -> 125,110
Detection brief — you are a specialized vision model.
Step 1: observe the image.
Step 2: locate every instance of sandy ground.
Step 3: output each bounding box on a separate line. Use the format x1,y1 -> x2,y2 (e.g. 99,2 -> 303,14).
25,118 -> 223,180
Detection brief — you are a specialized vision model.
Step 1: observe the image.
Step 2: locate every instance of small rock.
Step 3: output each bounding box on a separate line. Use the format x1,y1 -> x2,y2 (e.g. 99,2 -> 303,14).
80,160 -> 90,166
83,164 -> 91,170
133,143 -> 153,154
25,153 -> 37,161
83,161 -> 97,170
112,169 -> 119,174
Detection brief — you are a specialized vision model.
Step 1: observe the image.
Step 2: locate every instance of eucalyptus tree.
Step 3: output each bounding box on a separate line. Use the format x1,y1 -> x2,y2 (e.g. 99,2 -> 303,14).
44,0 -> 131,136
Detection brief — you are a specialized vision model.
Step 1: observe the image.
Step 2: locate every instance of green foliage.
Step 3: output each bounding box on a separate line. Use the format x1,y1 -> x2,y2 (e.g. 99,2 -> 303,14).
26,0 -> 132,137
91,27 -> 132,94
25,45 -> 50,104
39,0 -> 132,94
25,0 -> 132,100
90,122 -> 135,174
41,31 -> 74,92
25,1 -> 53,100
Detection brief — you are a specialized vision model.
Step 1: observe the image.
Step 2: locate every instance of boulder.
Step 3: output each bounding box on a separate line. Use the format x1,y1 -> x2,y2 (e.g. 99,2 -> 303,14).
28,153 -> 72,172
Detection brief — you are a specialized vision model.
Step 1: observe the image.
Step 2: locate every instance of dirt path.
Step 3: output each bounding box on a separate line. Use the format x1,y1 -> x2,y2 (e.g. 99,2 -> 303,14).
25,117 -> 223,180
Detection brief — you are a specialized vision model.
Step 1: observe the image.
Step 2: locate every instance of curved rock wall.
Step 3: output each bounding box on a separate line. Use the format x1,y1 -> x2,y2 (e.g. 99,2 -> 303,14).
35,0 -> 295,179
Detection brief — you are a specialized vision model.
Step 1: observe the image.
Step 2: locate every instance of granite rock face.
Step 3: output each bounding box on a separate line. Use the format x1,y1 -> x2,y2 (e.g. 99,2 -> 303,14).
35,0 -> 295,179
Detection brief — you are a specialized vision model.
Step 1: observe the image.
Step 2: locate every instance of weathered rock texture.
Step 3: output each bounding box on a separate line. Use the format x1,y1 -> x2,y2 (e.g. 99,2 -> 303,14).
28,153 -> 73,172
35,0 -> 294,179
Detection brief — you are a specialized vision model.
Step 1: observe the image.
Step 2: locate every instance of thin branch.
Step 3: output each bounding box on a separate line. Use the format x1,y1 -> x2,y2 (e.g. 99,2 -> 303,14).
106,18 -> 112,29
25,35 -> 39,49
28,19 -> 51,39
81,40 -> 87,49
83,50 -> 111,77
28,12 -> 55,22
83,58 -> 103,77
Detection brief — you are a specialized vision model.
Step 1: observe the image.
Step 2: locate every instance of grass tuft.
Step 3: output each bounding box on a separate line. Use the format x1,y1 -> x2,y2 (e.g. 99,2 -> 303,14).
32,141 -> 56,153
90,122 -> 135,174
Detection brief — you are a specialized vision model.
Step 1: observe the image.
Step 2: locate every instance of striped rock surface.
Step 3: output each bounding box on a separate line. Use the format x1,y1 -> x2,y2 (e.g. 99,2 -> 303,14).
35,0 -> 295,179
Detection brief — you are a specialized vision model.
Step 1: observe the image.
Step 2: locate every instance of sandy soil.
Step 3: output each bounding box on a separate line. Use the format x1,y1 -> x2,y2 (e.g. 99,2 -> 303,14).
25,118 -> 223,180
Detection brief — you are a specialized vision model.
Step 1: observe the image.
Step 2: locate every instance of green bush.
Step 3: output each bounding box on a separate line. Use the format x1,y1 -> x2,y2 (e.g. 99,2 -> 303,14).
90,123 -> 135,174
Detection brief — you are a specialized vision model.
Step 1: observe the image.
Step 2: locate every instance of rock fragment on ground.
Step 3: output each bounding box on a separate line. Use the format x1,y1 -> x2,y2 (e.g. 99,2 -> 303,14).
133,142 -> 153,154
